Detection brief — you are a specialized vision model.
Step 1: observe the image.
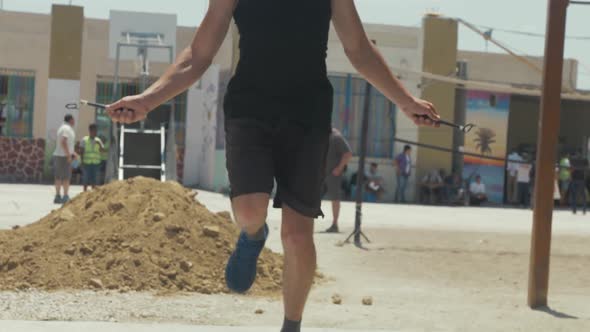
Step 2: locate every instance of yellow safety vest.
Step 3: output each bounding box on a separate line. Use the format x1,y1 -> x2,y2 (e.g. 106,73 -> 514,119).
83,136 -> 101,165
100,141 -> 109,161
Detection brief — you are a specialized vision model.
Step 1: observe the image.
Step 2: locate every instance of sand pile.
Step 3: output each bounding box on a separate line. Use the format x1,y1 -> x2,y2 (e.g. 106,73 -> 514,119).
0,177 -> 284,294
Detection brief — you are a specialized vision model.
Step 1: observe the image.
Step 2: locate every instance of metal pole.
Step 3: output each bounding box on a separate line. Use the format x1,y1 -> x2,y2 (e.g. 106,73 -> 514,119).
528,0 -> 569,309
349,81 -> 372,245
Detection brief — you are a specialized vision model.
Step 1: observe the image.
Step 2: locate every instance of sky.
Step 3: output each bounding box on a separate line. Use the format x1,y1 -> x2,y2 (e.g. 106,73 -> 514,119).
3,0 -> 590,89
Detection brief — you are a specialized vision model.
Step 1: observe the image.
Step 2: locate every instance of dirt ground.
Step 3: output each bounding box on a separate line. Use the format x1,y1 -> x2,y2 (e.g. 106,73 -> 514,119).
1,185 -> 589,331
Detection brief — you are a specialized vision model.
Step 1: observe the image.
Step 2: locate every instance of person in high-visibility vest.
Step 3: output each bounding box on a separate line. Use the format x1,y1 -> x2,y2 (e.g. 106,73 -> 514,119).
98,134 -> 109,185
80,123 -> 105,192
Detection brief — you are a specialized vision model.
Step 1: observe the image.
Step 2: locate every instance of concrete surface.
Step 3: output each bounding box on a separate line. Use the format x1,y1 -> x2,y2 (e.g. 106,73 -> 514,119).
0,321 -> 391,332
1,183 -> 589,331
1,183 -> 589,235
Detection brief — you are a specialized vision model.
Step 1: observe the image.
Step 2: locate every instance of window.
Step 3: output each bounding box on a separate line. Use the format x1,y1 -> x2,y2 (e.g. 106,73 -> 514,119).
329,74 -> 396,158
0,69 -> 35,138
95,77 -> 188,148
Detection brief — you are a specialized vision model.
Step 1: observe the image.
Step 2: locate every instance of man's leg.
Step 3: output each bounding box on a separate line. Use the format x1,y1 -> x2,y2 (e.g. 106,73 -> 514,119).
63,180 -> 70,197
225,193 -> 270,293
571,182 -> 578,214
232,193 -> 269,235
54,179 -> 63,203
281,204 -> 316,323
331,200 -> 340,225
400,175 -> 408,203
54,179 -> 62,196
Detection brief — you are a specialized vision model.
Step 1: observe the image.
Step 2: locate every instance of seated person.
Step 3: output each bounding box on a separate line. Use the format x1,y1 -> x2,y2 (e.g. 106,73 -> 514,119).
469,175 -> 488,206
420,169 -> 444,204
443,172 -> 463,204
350,171 -> 368,201
365,162 -> 385,202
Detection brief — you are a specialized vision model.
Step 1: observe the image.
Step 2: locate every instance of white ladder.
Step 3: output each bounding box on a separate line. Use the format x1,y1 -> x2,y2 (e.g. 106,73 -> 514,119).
118,124 -> 166,181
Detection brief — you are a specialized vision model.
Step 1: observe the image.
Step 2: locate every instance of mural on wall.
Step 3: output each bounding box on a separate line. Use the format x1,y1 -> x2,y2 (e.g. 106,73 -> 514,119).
183,65 -> 221,189
463,90 -> 510,204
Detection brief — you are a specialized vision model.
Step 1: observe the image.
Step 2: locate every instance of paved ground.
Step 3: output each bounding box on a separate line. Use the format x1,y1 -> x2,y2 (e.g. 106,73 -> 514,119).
0,320 -> 388,332
2,183 -> 589,234
1,183 -> 589,331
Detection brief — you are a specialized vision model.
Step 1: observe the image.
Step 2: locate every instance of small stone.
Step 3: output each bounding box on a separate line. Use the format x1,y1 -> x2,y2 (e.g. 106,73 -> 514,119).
153,212 -> 166,222
79,244 -> 94,255
129,244 -> 142,253
165,224 -> 184,236
121,242 -> 130,249
133,259 -> 142,267
60,209 -> 76,221
203,225 -> 220,238
362,296 -> 373,306
216,211 -> 232,221
108,202 -> 125,213
22,244 -> 33,252
89,278 -> 104,289
11,225 -> 20,230
180,261 -> 193,272
332,294 -> 342,305
161,269 -> 178,279
255,309 -> 264,315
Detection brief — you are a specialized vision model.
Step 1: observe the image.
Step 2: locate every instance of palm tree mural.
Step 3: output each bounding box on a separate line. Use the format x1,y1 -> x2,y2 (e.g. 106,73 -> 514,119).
473,127 -> 497,155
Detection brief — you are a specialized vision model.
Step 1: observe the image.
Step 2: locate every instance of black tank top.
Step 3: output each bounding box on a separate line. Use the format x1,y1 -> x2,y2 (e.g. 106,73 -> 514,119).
224,0 -> 334,131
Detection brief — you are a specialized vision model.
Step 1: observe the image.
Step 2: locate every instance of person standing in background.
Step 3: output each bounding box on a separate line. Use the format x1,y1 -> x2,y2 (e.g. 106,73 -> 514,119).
394,145 -> 412,203
53,114 -> 76,204
80,124 -> 105,192
559,153 -> 572,207
569,150 -> 588,215
324,128 -> 352,233
516,160 -> 533,208
506,150 -> 522,204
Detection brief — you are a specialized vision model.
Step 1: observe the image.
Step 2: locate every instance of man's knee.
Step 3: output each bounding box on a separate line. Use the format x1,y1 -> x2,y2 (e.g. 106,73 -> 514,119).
232,194 -> 269,234
281,224 -> 314,251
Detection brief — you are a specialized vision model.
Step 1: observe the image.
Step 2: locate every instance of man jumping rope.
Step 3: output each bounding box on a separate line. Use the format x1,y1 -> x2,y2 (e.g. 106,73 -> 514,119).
106,1 -> 438,331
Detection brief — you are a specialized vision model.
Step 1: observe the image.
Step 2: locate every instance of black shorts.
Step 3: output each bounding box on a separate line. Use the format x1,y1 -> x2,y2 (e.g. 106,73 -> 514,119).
225,118 -> 330,218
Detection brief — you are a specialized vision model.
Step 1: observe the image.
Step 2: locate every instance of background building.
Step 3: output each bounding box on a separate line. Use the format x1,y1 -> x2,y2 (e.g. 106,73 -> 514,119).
1,5 -> 588,204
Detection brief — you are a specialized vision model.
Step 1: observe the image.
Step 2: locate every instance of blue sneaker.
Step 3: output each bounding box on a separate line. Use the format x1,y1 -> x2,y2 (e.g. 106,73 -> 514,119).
225,224 -> 269,293
61,195 -> 70,204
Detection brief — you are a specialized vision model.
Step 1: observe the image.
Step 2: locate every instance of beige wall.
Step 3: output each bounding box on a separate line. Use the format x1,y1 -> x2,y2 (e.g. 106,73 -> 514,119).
417,15 -> 458,180
49,5 -> 84,80
0,11 -> 51,139
458,50 -> 578,91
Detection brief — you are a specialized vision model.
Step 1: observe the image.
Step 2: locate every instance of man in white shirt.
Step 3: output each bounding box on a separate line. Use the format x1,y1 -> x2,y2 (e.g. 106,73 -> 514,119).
53,114 -> 76,204
516,162 -> 533,207
469,175 -> 488,206
506,150 -> 522,204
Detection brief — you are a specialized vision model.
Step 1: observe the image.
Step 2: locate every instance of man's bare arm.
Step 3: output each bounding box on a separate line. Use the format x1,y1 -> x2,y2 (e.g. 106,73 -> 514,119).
332,0 -> 438,126
107,0 -> 236,123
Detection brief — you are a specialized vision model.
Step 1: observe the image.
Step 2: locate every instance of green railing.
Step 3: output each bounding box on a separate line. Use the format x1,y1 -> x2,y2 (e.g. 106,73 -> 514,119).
0,69 -> 35,138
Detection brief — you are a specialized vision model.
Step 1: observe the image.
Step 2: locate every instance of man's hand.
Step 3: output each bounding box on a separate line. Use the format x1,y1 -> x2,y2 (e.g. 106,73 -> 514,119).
400,97 -> 440,127
106,95 -> 151,124
332,166 -> 343,177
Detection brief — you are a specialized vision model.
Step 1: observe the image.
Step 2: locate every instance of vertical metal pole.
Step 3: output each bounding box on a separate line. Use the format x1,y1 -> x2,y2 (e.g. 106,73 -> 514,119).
353,81 -> 373,244
528,0 -> 569,309
118,125 -> 125,181
161,124 -> 166,182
